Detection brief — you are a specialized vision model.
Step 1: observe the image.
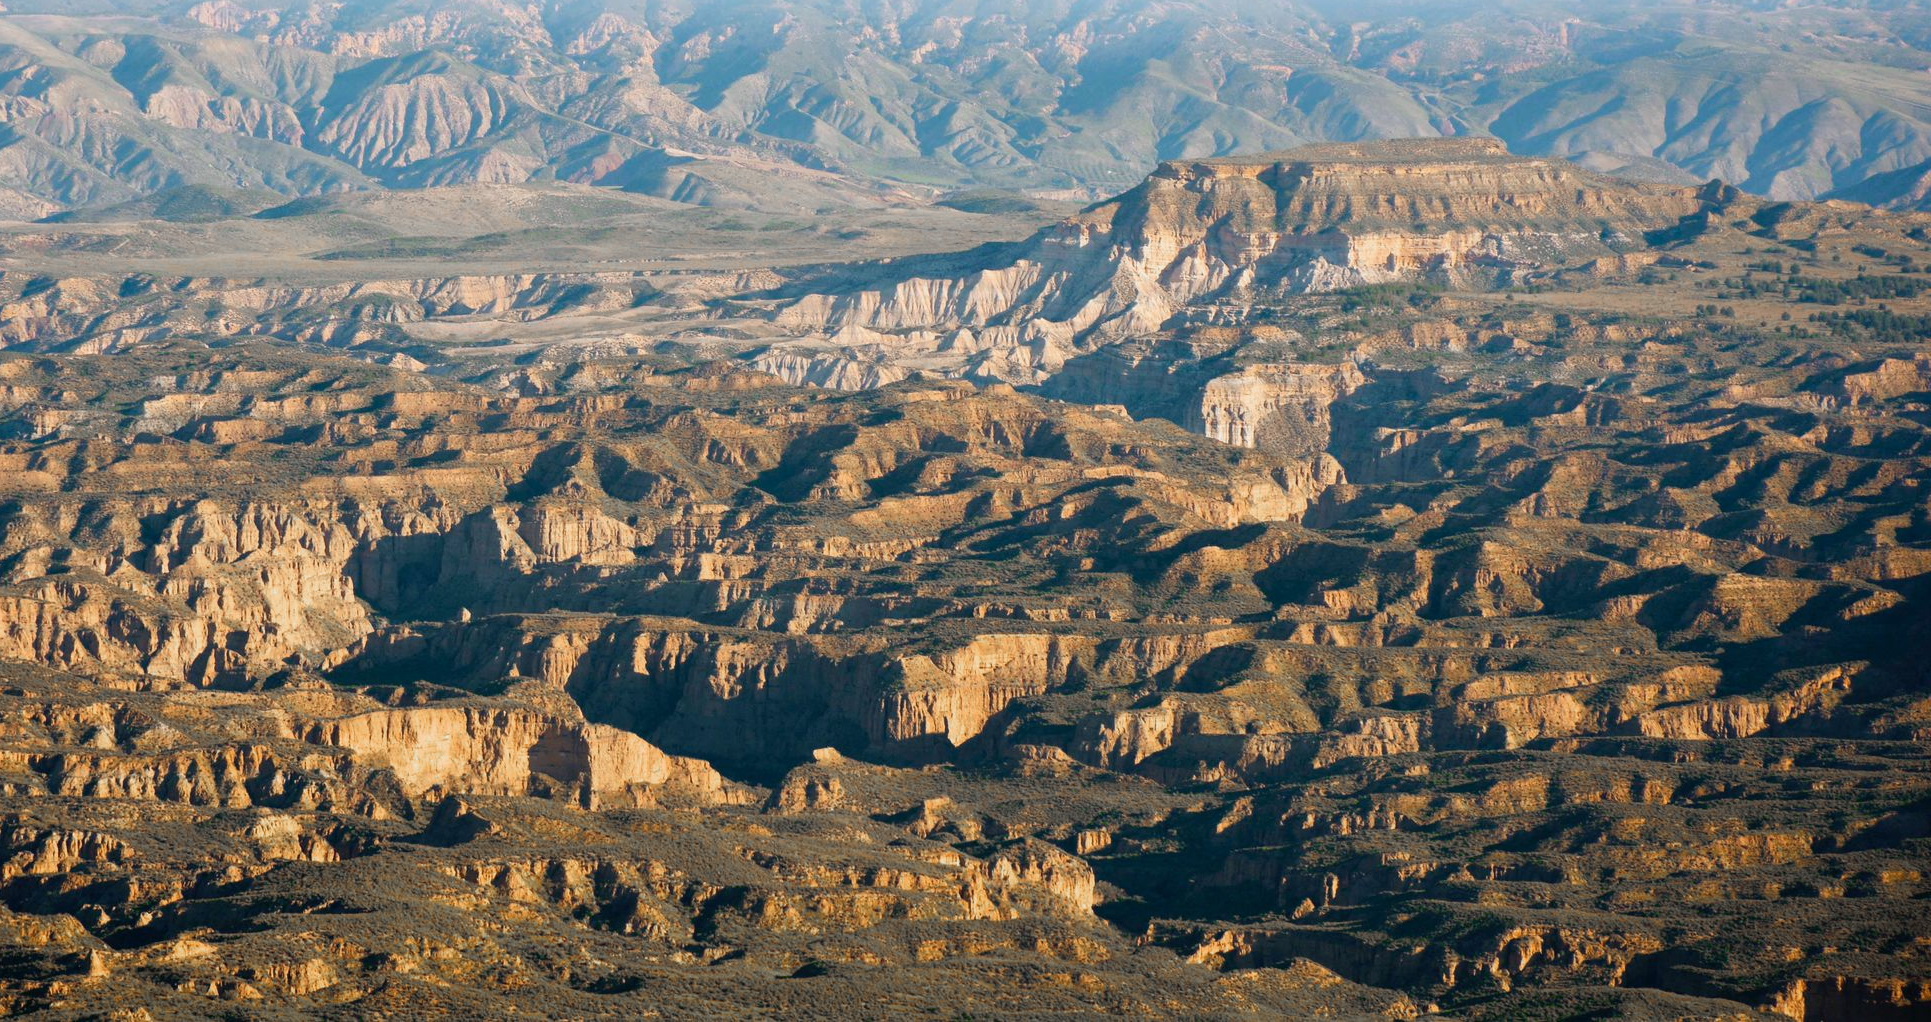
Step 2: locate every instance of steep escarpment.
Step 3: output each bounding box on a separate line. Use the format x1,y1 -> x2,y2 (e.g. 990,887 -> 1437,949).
744,140 -> 1706,386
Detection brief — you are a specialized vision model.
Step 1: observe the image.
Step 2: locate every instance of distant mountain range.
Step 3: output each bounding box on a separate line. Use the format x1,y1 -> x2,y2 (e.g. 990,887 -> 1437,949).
4,0 -> 1931,217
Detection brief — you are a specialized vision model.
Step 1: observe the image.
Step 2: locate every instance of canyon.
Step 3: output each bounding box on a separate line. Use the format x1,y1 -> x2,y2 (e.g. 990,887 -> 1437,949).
0,131 -> 1926,1018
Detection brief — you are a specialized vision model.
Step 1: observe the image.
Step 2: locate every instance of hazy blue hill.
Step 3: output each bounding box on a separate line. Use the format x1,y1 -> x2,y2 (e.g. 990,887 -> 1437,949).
5,0 -> 1931,215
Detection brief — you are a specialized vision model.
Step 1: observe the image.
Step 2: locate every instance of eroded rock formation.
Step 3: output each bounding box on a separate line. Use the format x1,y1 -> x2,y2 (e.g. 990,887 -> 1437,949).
741,140 -> 1706,388
0,141 -> 1926,1018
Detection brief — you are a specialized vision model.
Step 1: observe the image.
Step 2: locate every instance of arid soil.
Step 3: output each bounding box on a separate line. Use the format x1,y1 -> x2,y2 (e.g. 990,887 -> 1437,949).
0,141 -> 1927,1019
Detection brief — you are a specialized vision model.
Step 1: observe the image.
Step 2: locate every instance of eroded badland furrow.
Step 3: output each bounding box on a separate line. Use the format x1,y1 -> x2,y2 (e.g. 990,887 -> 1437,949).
0,140 -> 1926,1019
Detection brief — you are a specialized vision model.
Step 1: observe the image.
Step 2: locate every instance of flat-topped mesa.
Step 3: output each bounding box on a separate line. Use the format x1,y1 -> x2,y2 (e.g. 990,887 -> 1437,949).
755,138 -> 1706,386
1070,137 -> 1701,300
1128,137 -> 1690,235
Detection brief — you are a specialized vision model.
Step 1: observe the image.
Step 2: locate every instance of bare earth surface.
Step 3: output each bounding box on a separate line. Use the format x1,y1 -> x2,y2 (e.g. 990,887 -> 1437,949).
0,136 -> 1928,1019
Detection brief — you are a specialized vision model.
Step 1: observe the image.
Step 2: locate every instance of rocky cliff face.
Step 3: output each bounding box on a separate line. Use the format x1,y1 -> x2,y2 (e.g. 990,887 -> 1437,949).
307,707 -> 723,805
0,142 -> 1735,466
0,142 -> 1928,1018
742,140 -> 1704,389
1189,362 -> 1366,453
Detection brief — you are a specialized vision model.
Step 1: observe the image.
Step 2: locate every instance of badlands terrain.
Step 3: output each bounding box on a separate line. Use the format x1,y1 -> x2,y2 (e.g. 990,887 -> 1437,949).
0,132 -> 1925,1019
5,1 -> 1931,216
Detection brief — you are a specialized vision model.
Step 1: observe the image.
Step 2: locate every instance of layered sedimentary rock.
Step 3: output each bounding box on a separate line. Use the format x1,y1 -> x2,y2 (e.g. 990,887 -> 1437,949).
1189,362 -> 1366,453
742,139 -> 1705,386
0,142 -> 1928,1017
308,707 -> 723,803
